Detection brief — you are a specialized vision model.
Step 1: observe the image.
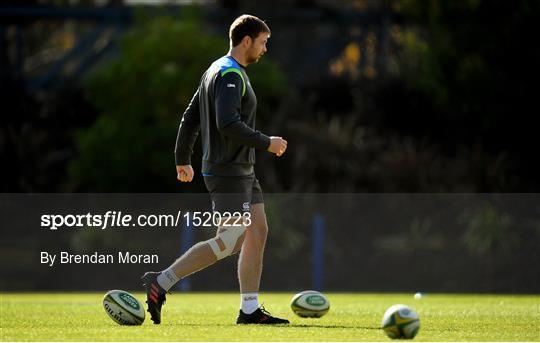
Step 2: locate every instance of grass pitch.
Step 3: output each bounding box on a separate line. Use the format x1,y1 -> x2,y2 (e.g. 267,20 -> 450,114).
1,292 -> 539,341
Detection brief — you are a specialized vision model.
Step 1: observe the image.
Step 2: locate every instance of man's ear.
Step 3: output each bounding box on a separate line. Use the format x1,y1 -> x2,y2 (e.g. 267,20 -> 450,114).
242,35 -> 252,48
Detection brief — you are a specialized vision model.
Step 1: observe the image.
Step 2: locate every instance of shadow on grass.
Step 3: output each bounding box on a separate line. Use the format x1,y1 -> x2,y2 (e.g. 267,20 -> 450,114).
290,324 -> 380,330
173,322 -> 380,330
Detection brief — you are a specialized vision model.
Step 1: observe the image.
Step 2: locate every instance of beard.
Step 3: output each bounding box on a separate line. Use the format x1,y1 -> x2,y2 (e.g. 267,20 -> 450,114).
246,49 -> 263,64
247,57 -> 259,64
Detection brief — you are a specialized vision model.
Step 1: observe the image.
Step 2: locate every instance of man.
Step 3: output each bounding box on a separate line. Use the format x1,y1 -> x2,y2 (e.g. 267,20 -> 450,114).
141,14 -> 289,325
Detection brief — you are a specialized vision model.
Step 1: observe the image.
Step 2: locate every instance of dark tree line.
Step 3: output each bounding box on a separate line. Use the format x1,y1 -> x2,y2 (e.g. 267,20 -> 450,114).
2,1 -> 540,192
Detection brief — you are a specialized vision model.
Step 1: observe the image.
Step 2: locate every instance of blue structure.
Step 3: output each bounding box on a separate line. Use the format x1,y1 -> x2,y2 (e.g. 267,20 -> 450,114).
312,214 -> 325,291
177,212 -> 194,291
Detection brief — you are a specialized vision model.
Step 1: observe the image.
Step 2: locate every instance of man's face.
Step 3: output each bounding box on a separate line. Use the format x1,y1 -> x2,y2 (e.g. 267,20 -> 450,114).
245,33 -> 269,64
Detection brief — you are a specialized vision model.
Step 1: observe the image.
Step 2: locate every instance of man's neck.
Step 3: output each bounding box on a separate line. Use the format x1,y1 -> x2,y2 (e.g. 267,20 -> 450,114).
228,48 -> 248,68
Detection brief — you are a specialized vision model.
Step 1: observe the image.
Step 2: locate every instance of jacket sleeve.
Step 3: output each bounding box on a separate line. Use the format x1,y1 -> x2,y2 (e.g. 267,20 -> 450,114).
174,89 -> 201,165
214,72 -> 271,150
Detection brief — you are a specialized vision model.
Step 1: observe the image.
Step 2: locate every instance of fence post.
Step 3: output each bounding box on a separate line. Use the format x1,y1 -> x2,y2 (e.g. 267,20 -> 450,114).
312,214 -> 325,291
177,212 -> 193,291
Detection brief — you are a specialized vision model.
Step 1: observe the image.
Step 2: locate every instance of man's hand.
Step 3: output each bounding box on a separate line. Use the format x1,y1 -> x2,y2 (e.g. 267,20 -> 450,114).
176,165 -> 194,182
268,136 -> 288,157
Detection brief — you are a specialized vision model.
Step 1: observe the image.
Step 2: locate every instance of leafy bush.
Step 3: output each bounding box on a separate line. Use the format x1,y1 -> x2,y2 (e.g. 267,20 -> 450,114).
70,8 -> 286,191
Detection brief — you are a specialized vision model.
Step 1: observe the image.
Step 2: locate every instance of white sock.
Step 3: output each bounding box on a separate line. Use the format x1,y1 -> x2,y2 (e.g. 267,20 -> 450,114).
241,293 -> 259,314
157,267 -> 180,291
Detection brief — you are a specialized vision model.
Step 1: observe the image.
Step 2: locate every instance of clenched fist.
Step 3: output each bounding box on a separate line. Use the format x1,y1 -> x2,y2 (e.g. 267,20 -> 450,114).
176,165 -> 194,182
268,136 -> 288,157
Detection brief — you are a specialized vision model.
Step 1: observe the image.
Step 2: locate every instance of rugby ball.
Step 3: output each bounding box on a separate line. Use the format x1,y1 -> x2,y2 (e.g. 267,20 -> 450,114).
290,290 -> 330,318
381,304 -> 420,339
103,290 -> 145,325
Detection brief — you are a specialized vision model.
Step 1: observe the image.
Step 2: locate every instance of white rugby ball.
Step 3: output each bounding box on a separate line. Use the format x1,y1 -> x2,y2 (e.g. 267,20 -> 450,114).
290,290 -> 330,318
381,304 -> 420,339
103,290 -> 145,325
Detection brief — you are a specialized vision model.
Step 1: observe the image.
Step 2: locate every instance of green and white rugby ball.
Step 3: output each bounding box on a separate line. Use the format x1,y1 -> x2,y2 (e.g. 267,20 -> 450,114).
103,290 -> 145,325
290,290 -> 330,318
381,304 -> 420,339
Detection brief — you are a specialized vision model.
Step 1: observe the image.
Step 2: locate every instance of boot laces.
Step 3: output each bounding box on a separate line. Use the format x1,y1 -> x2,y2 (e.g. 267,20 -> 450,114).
260,304 -> 272,316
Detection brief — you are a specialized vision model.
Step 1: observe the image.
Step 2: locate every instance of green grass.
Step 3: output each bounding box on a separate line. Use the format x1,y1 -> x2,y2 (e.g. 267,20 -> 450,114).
1,293 -> 539,341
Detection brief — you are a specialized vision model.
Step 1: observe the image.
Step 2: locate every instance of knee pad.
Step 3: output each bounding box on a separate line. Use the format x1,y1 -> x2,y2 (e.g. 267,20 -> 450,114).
208,224 -> 246,260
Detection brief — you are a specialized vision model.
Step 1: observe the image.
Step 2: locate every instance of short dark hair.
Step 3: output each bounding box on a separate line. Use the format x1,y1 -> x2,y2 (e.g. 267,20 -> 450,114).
229,14 -> 270,47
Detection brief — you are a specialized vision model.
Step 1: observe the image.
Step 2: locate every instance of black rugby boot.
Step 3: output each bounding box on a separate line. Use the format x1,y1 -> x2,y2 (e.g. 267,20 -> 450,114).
236,306 -> 290,325
141,272 -> 167,324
